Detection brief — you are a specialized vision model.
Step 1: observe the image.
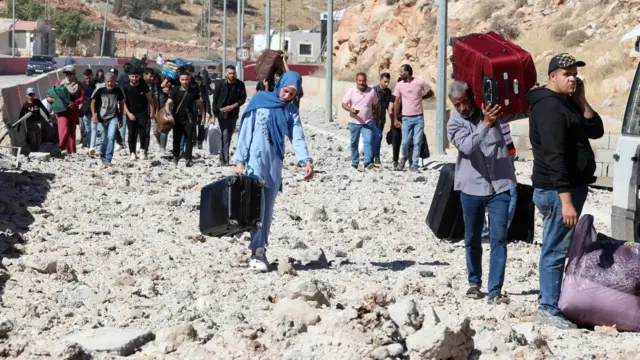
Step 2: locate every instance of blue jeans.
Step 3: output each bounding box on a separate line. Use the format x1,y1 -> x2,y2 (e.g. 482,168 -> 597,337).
372,126 -> 383,160
400,114 -> 424,166
482,186 -> 518,238
119,113 -> 127,147
81,114 -> 92,147
349,122 -> 374,166
533,186 -> 588,315
98,117 -> 119,162
460,190 -> 511,298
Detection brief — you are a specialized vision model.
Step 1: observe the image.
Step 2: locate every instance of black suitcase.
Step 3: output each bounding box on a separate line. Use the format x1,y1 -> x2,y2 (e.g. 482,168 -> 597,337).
426,163 -> 465,240
199,176 -> 265,238
507,183 -> 535,243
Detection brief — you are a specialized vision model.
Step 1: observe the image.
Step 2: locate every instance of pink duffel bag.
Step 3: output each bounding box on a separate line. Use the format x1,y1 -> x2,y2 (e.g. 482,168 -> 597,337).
559,214 -> 640,332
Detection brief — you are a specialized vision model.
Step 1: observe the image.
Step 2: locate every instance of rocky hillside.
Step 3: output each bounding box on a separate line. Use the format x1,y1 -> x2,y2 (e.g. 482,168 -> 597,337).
42,0 -> 332,60
333,0 -> 639,119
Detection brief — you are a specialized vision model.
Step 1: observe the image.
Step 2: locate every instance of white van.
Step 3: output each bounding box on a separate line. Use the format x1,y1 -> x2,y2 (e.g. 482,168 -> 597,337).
611,27 -> 640,241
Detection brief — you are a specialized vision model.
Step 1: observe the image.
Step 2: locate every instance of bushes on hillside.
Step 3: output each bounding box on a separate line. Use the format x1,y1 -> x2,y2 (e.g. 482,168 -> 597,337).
563,30 -> 588,47
489,16 -> 520,41
550,23 -> 574,41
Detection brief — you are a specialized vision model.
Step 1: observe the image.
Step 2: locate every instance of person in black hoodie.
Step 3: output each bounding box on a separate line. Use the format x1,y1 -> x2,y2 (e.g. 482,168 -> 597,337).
526,53 -> 604,330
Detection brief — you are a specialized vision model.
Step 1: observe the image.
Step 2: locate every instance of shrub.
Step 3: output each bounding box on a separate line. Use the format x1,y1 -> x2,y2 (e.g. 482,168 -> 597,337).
52,11 -> 94,47
477,1 -> 504,22
152,0 -> 183,12
562,30 -> 588,47
489,16 -> 521,40
114,0 -> 152,21
550,22 -> 574,41
386,0 -> 399,5
514,0 -> 527,9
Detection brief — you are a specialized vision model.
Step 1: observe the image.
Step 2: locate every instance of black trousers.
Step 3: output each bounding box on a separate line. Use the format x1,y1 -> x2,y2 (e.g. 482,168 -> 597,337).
195,124 -> 206,144
219,116 -> 238,163
173,119 -> 195,160
126,111 -> 150,154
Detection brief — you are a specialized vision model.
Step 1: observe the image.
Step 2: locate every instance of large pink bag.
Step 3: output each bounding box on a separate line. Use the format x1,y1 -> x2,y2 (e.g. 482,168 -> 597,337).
559,214 -> 640,331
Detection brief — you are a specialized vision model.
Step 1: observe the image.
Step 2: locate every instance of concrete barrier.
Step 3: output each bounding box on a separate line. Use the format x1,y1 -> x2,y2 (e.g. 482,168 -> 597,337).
0,57 -> 30,75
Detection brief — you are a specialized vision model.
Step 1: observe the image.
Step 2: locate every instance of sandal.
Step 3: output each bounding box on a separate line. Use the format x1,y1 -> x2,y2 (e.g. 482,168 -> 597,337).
487,295 -> 510,305
466,286 -> 482,299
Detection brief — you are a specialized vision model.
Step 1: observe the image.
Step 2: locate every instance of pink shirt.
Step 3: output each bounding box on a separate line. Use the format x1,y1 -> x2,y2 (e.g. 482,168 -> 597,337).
342,87 -> 378,125
393,77 -> 431,117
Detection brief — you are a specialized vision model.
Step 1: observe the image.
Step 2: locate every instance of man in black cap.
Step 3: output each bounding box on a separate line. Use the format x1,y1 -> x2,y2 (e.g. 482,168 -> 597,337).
526,53 -> 604,329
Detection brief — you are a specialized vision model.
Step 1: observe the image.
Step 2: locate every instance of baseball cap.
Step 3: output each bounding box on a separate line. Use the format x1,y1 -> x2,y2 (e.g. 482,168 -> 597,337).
109,68 -> 118,75
62,65 -> 75,74
548,53 -> 586,74
26,88 -> 35,95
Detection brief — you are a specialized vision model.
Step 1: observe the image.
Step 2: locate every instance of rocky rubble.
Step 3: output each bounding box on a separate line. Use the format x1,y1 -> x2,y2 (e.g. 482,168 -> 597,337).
0,100 -> 635,359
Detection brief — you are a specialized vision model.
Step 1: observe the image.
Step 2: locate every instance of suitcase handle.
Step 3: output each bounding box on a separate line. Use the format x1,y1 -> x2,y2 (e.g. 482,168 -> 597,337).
503,73 -> 510,106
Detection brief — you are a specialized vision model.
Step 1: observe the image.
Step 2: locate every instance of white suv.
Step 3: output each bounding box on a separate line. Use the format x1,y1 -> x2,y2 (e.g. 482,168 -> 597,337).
611,30 -> 640,241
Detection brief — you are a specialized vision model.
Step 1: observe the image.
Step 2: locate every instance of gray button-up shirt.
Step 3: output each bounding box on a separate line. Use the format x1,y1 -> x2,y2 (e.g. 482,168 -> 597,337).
447,110 -> 527,196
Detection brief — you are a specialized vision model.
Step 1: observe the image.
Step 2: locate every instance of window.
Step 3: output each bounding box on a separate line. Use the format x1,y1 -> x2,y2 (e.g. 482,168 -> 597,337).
284,40 -> 290,52
622,63 -> 640,136
299,43 -> 313,56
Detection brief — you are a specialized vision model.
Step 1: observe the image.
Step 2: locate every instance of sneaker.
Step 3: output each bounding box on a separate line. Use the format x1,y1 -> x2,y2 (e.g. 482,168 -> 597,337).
101,159 -> 111,166
61,150 -> 69,156
129,153 -> 137,161
249,248 -> 269,272
374,158 -> 381,165
398,157 -> 407,170
487,295 -> 510,305
466,286 -> 482,299
352,164 -> 359,170
88,148 -> 96,156
365,163 -> 375,170
186,160 -> 193,167
114,144 -> 122,152
172,157 -> 179,165
197,142 -> 203,150
139,153 -> 147,160
535,308 -> 577,329
392,162 -> 399,171
409,165 -> 420,172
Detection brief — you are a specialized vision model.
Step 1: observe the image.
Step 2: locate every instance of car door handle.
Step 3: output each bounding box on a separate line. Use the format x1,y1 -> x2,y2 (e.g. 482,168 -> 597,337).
613,153 -> 620,161
632,156 -> 639,162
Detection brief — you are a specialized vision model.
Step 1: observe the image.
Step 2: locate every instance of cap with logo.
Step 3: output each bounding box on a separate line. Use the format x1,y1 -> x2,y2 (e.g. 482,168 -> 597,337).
26,88 -> 36,95
62,65 -> 76,74
547,53 -> 586,74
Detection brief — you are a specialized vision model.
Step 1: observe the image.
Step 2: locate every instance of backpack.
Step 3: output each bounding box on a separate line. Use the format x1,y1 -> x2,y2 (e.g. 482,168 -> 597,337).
254,50 -> 285,81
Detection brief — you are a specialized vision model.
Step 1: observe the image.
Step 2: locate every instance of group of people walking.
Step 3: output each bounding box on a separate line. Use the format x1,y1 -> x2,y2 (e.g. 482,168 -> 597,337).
21,54 -> 605,332
342,64 -> 434,171
24,62 -> 251,168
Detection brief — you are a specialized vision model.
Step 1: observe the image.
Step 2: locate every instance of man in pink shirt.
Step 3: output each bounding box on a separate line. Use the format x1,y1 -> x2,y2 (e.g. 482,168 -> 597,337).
342,72 -> 379,170
393,64 -> 434,171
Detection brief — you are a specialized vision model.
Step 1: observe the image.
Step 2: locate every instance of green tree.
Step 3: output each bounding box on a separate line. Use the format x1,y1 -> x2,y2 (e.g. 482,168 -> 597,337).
0,0 -> 46,21
52,11 -> 95,47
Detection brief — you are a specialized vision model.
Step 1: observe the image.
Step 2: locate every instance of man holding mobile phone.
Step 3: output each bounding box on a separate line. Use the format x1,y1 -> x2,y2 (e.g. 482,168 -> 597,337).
527,53 -> 604,329
342,72 -> 379,170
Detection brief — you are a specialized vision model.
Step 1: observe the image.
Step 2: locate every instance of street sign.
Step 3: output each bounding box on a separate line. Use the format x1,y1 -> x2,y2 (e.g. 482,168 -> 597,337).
236,47 -> 250,62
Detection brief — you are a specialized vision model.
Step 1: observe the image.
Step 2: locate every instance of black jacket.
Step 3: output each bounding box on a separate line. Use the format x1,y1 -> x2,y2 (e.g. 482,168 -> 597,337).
527,87 -> 604,193
212,79 -> 247,119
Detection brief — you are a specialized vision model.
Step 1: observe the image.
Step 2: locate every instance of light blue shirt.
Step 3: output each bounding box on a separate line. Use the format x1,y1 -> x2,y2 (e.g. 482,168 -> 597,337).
235,105 -> 312,190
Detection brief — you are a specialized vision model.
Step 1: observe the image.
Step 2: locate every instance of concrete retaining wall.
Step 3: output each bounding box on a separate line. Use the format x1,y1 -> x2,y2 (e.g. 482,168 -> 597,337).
302,76 -> 619,185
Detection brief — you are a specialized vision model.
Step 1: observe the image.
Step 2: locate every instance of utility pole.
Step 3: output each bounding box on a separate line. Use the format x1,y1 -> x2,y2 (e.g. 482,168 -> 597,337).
311,0 -> 314,31
12,0 -> 15,57
100,0 -> 109,57
240,0 -> 245,81
236,0 -> 243,81
207,0 -> 211,55
266,0 -> 271,51
326,0 -> 333,122
223,0 -> 227,71
435,0 -> 447,154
